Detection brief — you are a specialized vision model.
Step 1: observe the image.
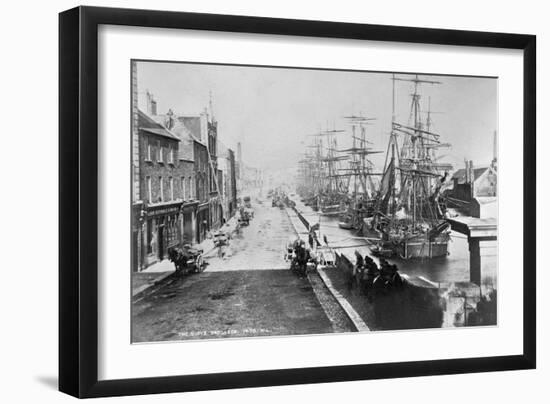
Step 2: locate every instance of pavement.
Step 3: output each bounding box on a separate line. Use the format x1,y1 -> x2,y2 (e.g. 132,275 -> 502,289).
132,263 -> 175,298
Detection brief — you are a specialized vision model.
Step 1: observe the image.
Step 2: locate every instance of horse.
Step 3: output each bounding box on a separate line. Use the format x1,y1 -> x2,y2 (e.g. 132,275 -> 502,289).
168,247 -> 188,274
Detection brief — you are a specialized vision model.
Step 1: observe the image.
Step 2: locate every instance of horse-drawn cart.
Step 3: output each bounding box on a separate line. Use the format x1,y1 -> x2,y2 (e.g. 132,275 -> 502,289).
238,207 -> 252,226
168,244 -> 206,274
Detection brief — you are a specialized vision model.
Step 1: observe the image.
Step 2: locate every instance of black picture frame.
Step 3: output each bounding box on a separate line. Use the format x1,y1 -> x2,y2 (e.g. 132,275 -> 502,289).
59,6 -> 536,398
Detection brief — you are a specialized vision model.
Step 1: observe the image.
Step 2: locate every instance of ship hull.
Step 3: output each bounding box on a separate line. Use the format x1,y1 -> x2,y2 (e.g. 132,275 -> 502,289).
338,221 -> 353,229
320,204 -> 341,216
384,232 -> 450,259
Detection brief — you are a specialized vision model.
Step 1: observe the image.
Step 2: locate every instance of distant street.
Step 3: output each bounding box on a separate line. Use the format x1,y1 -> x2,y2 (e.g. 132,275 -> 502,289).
132,199 -> 350,342
204,200 -> 292,271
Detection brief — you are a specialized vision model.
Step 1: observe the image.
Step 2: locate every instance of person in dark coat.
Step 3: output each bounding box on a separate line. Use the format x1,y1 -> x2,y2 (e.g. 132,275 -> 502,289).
362,255 -> 379,297
295,241 -> 309,277
351,251 -> 365,290
355,251 -> 365,269
308,232 -> 314,249
364,255 -> 379,278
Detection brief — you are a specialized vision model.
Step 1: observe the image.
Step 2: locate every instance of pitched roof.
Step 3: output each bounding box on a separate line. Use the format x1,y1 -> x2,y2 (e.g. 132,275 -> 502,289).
153,114 -> 207,146
180,116 -> 202,141
138,109 -> 180,141
452,167 -> 491,183
150,114 -> 200,161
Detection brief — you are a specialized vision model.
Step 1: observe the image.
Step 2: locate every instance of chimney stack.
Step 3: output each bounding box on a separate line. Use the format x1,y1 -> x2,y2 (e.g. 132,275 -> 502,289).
145,90 -> 157,116
165,109 -> 174,130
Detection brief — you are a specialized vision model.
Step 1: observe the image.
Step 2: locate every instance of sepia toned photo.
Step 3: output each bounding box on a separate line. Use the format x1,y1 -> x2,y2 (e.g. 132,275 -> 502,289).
130,60 -> 498,343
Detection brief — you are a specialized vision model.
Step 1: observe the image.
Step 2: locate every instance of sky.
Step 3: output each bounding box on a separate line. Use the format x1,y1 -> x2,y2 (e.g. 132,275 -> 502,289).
136,61 -> 497,174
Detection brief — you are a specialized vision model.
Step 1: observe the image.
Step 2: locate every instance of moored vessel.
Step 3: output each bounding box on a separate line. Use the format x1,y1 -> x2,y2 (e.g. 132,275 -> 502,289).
369,74 -> 453,259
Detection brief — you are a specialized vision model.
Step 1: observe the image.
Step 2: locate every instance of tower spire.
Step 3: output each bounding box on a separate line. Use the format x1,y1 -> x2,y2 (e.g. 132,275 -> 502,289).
209,90 -> 214,120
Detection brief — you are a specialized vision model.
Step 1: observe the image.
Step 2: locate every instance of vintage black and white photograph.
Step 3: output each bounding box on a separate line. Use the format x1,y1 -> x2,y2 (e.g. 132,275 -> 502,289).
131,60 -> 498,343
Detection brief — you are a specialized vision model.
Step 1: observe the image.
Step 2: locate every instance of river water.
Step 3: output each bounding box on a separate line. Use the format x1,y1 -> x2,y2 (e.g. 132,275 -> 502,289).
294,199 -> 497,289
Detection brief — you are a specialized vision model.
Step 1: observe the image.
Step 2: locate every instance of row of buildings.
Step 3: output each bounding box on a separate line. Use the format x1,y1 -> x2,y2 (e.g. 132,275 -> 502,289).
235,142 -> 264,193
131,67 -> 237,272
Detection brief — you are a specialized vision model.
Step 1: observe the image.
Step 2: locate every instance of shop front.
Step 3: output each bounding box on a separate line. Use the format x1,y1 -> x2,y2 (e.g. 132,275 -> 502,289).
143,201 -> 183,268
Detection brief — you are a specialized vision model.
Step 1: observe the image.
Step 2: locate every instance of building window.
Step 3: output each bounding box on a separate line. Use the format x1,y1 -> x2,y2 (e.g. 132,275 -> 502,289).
159,176 -> 164,202
169,177 -> 174,201
188,177 -> 193,199
168,148 -> 174,164
196,175 -> 200,200
147,142 -> 152,161
197,175 -> 201,201
146,176 -> 152,203
158,141 -> 163,163
181,177 -> 186,200
199,175 -> 202,200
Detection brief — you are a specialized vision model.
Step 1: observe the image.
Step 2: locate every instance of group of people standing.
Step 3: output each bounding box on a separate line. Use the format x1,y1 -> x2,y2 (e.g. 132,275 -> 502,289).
290,239 -> 314,278
351,252 -> 404,299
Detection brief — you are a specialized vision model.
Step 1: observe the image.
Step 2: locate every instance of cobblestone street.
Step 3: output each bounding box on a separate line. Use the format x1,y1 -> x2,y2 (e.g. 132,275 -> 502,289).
132,199 -> 351,342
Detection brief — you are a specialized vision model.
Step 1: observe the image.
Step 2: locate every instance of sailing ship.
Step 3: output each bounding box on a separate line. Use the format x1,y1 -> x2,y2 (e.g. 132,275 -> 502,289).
297,138 -> 323,211
319,129 -> 348,216
297,127 -> 349,216
337,114 -> 383,229
368,75 -> 453,259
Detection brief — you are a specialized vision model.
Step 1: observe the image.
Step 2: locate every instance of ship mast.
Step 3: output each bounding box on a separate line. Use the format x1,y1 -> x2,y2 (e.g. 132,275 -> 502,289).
387,74 -> 451,227
383,74 -> 401,173
340,114 -> 380,200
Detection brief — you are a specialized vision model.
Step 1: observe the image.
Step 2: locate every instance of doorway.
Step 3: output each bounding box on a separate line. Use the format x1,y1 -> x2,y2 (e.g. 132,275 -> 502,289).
158,224 -> 164,260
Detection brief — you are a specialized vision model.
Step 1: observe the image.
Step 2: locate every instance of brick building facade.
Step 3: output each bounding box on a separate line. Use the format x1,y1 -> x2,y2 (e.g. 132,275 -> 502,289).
154,110 -> 226,243
133,110 -> 185,271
